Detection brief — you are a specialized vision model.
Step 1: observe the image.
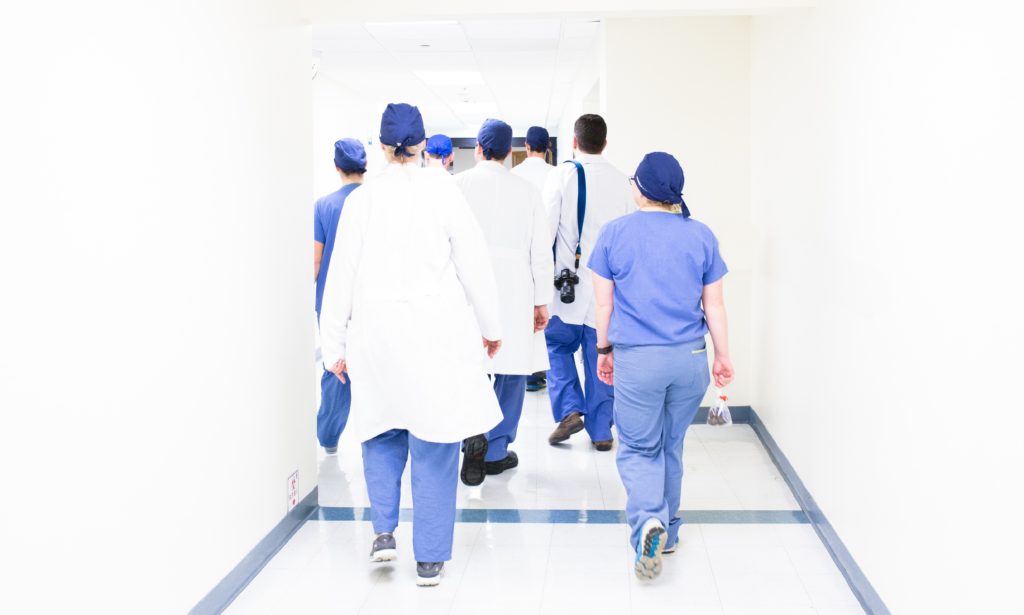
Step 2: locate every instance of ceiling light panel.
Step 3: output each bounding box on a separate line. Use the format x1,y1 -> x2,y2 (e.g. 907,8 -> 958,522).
365,21 -> 470,52
393,52 -> 478,70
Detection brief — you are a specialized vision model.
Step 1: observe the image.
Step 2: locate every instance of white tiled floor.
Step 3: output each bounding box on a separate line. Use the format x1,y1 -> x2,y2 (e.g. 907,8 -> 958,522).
318,389 -> 800,511
226,386 -> 863,614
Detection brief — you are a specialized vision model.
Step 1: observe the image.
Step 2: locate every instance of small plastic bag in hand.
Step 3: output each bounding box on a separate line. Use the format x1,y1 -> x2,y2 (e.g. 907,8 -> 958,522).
707,390 -> 732,426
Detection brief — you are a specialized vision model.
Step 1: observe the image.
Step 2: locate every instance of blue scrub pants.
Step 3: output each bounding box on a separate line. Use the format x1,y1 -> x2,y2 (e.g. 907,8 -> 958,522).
485,375 -> 527,462
613,340 -> 710,550
361,429 -> 460,562
544,316 -> 615,442
317,369 -> 351,449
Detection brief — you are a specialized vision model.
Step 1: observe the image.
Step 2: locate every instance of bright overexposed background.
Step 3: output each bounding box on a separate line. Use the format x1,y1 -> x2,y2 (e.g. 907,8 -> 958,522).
2,0 -> 1022,613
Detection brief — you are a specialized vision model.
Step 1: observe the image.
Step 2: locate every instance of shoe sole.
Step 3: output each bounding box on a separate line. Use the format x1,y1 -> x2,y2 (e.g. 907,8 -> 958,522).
369,548 -> 396,563
635,524 -> 666,580
548,420 -> 584,445
460,436 -> 488,486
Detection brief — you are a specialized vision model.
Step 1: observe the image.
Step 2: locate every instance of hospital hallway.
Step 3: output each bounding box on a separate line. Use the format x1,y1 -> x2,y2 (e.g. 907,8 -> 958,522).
3,1 -> 1023,614
227,387 -> 862,615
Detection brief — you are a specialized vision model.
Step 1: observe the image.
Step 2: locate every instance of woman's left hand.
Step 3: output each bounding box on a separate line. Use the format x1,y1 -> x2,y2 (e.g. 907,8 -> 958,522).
597,352 -> 614,386
330,359 -> 348,384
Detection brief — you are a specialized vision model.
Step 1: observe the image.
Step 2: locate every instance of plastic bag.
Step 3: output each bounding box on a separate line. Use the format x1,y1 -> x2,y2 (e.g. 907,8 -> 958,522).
707,389 -> 732,426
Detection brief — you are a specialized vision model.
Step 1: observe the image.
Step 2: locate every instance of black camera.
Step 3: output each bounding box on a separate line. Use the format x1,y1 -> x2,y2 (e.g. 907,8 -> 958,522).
554,268 -> 580,304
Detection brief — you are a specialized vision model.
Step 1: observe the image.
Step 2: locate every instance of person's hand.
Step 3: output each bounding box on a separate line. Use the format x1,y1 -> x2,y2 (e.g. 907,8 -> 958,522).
597,352 -> 614,386
482,338 -> 502,358
712,355 -> 734,388
330,359 -> 348,384
533,305 -> 550,332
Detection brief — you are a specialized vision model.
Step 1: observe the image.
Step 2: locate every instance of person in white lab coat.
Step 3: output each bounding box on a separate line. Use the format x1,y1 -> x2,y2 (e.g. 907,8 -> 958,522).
453,119 -> 553,486
319,103 -> 503,587
543,114 -> 634,451
511,125 -> 555,393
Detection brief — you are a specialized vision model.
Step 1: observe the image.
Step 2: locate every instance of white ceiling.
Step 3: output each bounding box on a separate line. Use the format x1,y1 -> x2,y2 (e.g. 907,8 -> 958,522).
312,18 -> 601,136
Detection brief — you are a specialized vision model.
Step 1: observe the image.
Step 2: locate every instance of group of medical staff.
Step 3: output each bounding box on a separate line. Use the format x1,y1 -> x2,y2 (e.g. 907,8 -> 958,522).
311,102 -> 734,586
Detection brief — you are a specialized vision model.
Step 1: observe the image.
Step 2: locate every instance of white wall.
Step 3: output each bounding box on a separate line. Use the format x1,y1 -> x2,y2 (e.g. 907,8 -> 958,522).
750,1 -> 1024,612
602,17 -> 754,405
0,2 -> 315,613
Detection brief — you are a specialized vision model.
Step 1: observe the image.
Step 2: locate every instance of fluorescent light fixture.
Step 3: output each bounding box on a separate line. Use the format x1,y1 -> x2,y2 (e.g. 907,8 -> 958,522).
415,71 -> 485,86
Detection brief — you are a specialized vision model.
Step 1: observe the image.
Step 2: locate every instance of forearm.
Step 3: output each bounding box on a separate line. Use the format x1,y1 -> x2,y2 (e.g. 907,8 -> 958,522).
595,303 -> 613,347
704,302 -> 730,358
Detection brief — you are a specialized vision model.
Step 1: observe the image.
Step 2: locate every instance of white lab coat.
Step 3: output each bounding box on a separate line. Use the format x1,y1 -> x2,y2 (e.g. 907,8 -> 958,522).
543,153 -> 635,327
319,163 -> 503,444
455,161 -> 552,375
511,156 -> 553,205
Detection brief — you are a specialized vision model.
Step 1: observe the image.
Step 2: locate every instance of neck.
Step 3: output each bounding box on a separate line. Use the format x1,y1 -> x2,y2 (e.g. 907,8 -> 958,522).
527,152 -> 546,159
341,177 -> 362,186
639,203 -> 682,213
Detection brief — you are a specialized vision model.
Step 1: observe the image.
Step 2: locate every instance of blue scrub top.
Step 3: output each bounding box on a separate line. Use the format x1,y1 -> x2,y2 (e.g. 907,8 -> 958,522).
588,211 -> 727,346
314,183 -> 361,317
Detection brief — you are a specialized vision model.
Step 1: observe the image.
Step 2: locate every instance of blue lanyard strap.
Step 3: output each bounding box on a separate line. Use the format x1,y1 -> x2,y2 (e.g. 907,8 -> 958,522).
565,160 -> 586,270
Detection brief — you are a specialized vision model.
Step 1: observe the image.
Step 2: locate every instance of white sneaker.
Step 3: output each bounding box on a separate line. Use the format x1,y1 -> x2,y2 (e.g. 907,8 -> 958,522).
634,518 -> 666,579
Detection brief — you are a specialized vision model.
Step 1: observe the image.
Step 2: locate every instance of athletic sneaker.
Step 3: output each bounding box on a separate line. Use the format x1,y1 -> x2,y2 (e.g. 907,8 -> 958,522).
416,561 -> 444,587
662,543 -> 677,555
634,518 -> 666,579
324,446 -> 338,455
460,434 -> 488,486
369,532 -> 396,562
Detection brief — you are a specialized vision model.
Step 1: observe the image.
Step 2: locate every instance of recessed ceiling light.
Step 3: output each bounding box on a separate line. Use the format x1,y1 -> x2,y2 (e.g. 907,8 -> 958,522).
419,43 -> 431,48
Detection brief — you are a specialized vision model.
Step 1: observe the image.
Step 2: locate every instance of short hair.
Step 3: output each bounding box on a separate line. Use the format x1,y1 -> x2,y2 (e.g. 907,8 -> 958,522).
336,165 -> 367,177
574,114 -> 607,154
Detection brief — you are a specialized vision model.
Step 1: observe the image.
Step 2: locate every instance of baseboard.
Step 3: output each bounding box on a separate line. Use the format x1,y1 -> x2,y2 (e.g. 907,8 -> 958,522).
748,409 -> 890,615
190,487 -> 319,615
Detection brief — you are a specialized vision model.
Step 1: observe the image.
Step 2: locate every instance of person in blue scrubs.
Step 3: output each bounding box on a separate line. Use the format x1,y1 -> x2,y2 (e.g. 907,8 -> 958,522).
424,134 -> 454,173
588,152 -> 735,580
313,138 -> 366,454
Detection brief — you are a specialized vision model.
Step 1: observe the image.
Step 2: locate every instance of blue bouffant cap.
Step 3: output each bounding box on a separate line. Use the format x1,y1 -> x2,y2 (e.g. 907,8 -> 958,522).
633,152 -> 690,217
333,138 -> 367,172
477,118 -> 513,160
525,126 -> 550,152
379,103 -> 426,157
426,134 -> 453,157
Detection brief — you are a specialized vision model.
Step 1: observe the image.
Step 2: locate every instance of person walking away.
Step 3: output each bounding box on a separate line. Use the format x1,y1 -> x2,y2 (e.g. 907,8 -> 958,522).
589,152 -> 734,579
454,119 -> 552,486
313,138 -> 366,454
425,134 -> 454,173
511,125 -> 554,393
542,114 -> 633,451
319,103 -> 503,587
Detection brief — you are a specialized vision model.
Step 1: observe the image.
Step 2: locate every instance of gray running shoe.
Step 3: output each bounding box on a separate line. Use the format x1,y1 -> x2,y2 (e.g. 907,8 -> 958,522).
416,561 -> 444,587
369,532 -> 396,562
324,446 -> 338,455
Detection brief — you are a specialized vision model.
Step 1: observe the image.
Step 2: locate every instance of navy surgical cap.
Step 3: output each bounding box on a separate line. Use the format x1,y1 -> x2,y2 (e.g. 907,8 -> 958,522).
525,126 -> 549,152
477,118 -> 513,160
633,152 -> 690,217
334,138 -> 367,172
379,103 -> 426,157
426,134 -> 453,158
